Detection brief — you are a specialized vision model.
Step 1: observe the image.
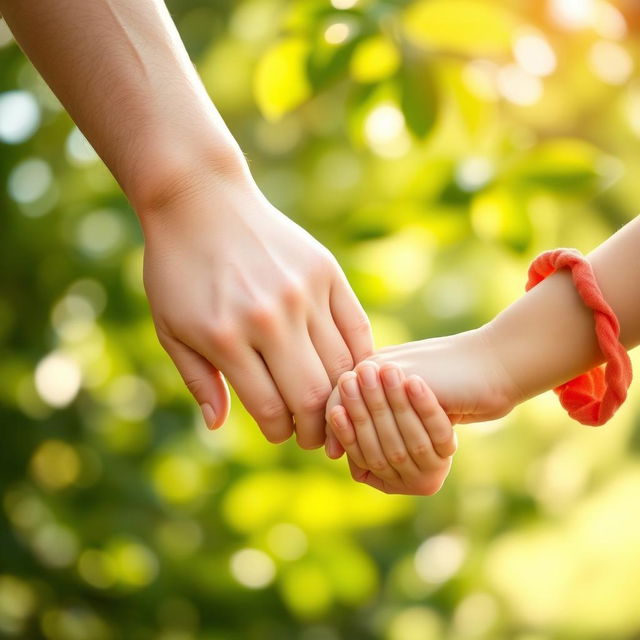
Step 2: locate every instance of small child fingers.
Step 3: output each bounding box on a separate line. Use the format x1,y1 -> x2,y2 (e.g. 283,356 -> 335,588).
406,376 -> 457,459
338,372 -> 401,484
355,361 -> 419,477
328,405 -> 367,469
379,365 -> 440,470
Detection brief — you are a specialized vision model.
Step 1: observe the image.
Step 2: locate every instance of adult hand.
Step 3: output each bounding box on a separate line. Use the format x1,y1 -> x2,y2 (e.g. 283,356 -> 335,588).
140,167 -> 373,447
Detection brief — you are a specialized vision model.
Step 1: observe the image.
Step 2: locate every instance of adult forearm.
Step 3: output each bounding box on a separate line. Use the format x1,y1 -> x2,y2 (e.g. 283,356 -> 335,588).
0,0 -> 247,210
485,216 -> 640,402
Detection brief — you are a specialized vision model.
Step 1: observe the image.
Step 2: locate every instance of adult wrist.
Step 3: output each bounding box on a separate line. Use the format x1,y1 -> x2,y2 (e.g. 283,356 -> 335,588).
124,133 -> 253,217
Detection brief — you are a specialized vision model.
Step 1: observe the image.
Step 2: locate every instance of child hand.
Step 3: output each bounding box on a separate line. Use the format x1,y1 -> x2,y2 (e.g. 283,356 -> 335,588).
325,328 -> 524,460
327,361 -> 456,496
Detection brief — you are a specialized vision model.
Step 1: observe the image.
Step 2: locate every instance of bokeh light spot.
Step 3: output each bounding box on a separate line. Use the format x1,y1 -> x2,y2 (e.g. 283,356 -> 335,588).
0,91 -> 40,144
497,65 -> 543,106
266,523 -> 308,561
109,539 -> 159,588
30,440 -> 81,491
414,532 -> 467,584
77,549 -> 116,589
387,606 -> 443,640
75,208 -> 126,258
151,455 -> 204,505
589,41 -> 633,86
34,352 -> 82,408
31,523 -> 79,568
230,548 -> 276,589
324,22 -> 351,45
7,158 -> 52,203
106,374 -> 156,421
513,32 -> 557,77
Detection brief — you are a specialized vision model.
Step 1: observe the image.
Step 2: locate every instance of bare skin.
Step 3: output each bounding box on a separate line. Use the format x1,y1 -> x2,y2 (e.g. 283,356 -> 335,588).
0,0 -> 373,448
327,217 -> 640,493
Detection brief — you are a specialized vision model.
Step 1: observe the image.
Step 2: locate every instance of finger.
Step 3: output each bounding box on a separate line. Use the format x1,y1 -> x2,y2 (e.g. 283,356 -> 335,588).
406,376 -> 457,459
308,312 -> 353,459
338,371 -> 401,484
325,384 -> 346,459
355,361 -> 421,478
308,311 -> 354,385
328,405 -> 367,469
159,333 -> 230,430
330,275 -> 374,365
379,363 -> 441,471
325,423 -> 346,460
346,456 -> 398,495
260,329 -> 332,450
214,348 -> 295,444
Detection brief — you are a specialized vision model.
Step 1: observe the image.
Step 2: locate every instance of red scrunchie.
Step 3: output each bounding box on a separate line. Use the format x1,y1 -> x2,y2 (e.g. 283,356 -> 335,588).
526,248 -> 632,426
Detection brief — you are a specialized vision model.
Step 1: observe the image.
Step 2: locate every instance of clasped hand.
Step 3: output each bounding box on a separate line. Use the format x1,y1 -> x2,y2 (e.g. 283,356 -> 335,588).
140,167 -> 373,449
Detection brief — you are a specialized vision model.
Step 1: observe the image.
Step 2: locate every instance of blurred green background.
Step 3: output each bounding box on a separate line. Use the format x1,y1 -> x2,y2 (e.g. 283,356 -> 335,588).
2,0 -> 640,638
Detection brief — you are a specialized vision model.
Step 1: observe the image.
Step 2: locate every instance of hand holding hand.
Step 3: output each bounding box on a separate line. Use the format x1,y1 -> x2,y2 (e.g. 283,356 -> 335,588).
141,168 -> 373,447
325,327 -> 524,461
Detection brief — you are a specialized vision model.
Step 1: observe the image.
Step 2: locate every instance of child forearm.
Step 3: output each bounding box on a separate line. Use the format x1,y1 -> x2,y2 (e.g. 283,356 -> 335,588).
484,216 -> 640,402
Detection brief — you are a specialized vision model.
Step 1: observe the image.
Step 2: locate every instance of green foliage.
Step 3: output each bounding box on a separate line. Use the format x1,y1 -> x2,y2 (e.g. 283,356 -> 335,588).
2,1 -> 640,639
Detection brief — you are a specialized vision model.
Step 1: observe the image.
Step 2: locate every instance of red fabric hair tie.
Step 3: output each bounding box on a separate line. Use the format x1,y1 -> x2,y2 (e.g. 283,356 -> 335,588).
525,248 -> 632,426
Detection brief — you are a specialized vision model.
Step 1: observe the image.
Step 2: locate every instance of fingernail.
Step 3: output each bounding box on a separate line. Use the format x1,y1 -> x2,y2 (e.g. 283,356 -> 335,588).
341,376 -> 359,398
331,410 -> 345,430
408,377 -> 424,396
381,367 -> 400,387
200,403 -> 216,430
358,365 -> 377,389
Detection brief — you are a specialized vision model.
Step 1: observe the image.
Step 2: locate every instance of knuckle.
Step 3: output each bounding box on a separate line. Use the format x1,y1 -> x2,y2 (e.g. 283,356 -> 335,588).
328,353 -> 355,380
368,402 -> 389,418
298,384 -> 331,414
388,449 -> 408,465
255,397 -> 289,424
350,317 -> 372,339
208,322 -> 238,352
279,278 -> 306,309
410,442 -> 432,459
369,458 -> 389,473
388,401 -> 409,416
308,250 -> 335,282
351,413 -> 370,429
350,467 -> 368,483
246,303 -> 280,333
184,376 -> 207,399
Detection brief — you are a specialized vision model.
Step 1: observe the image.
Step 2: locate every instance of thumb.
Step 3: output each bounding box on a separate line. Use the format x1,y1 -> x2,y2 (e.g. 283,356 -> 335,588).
161,334 -> 230,430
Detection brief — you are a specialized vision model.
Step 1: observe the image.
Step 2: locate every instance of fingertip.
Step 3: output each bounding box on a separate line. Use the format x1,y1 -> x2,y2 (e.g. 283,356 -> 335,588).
329,404 -> 348,429
355,360 -> 380,390
380,361 -> 404,387
406,375 -> 426,397
434,434 -> 457,459
338,371 -> 359,400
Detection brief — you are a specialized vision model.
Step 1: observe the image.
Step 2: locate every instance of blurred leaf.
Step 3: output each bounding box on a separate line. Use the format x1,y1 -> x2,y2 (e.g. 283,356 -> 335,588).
512,139 -> 602,191
399,54 -> 438,138
254,37 -> 311,120
470,185 -> 532,252
402,0 -> 516,57
306,33 -> 360,91
350,34 -> 401,84
346,80 -> 396,146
